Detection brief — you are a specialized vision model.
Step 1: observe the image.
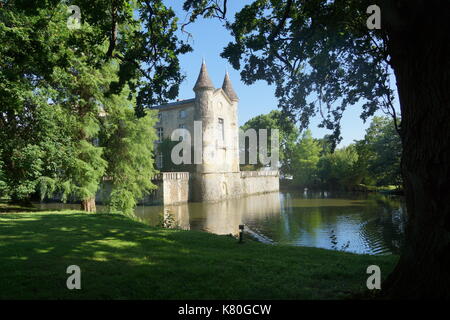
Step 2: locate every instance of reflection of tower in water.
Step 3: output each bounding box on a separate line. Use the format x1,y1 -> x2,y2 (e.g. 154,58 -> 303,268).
158,193 -> 282,237
203,192 -> 281,236
129,192 -> 405,254
280,192 -> 293,236
163,205 -> 191,230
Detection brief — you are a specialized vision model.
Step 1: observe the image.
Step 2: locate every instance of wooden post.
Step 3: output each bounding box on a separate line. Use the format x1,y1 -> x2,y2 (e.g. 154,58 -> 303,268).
239,224 -> 244,243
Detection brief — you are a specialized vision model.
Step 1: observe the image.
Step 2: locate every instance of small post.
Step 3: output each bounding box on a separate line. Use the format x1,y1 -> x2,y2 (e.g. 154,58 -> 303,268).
239,224 -> 245,243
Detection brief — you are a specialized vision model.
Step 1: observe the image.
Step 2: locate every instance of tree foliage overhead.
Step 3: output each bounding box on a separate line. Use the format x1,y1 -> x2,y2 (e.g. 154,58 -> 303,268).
183,0 -> 399,148
0,0 -> 191,211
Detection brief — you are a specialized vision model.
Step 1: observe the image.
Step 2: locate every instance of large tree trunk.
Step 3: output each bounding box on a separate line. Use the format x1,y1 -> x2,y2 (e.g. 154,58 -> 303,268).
381,1 -> 450,299
81,197 -> 96,213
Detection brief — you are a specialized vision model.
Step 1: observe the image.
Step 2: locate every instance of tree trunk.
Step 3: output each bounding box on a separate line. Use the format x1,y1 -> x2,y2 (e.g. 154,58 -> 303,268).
381,1 -> 450,299
81,197 -> 96,213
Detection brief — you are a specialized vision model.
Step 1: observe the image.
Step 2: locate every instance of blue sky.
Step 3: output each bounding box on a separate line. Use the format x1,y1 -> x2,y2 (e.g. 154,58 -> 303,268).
165,0 -> 399,147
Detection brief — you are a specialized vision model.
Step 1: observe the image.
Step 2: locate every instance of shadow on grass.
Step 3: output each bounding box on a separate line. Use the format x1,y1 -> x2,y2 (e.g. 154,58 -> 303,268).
0,201 -> 68,214
0,202 -> 38,213
0,211 -> 398,300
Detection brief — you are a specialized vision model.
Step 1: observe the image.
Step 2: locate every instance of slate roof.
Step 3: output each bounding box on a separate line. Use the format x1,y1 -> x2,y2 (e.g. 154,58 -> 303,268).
152,98 -> 195,109
193,61 -> 215,91
222,72 -> 239,101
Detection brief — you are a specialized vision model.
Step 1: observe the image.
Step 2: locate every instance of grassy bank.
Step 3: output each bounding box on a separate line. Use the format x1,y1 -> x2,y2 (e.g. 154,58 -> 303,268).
279,182 -> 404,195
0,210 -> 398,299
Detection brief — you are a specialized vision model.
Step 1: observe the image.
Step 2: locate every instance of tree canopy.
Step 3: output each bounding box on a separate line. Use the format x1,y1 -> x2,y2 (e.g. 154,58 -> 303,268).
0,0 -> 191,212
183,0 -> 399,147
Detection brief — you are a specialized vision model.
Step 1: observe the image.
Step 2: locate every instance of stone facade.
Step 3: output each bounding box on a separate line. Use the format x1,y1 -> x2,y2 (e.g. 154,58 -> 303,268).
149,172 -> 190,205
153,62 -> 279,203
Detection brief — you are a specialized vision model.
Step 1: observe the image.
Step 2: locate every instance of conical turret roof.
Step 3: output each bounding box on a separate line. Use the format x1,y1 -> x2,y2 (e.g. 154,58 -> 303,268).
222,72 -> 239,101
193,61 -> 215,91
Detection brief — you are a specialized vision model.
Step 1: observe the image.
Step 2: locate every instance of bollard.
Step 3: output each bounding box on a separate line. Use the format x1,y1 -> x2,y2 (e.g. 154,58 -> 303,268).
239,224 -> 244,243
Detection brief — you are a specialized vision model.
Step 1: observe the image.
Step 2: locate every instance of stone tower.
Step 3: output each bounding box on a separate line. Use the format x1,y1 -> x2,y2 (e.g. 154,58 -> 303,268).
193,61 -> 216,173
222,71 -> 240,173
191,61 -> 242,201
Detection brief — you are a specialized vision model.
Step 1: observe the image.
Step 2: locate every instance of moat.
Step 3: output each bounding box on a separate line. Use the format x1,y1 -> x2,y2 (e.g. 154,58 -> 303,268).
34,191 -> 406,255
139,190 -> 406,255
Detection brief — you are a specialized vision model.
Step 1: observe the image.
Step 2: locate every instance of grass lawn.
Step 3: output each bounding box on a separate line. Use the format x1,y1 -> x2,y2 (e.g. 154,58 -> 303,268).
0,210 -> 398,299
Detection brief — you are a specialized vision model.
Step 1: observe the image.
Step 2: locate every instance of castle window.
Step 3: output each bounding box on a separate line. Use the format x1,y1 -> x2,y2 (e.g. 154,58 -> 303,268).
157,127 -> 163,142
157,112 -> 162,123
156,154 -> 163,169
179,110 -> 187,119
218,118 -> 224,142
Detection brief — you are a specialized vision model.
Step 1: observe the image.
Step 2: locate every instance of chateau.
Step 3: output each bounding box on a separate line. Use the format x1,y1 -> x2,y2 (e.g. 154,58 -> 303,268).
152,62 -> 279,204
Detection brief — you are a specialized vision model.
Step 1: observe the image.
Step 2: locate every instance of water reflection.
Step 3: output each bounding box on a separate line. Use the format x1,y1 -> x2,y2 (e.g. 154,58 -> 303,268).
33,191 -> 406,255
134,192 -> 281,236
133,191 -> 406,255
280,192 -> 406,254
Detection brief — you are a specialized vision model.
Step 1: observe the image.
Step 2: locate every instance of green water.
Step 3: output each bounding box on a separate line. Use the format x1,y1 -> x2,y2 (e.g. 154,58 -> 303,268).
34,191 -> 406,255
132,191 -> 406,255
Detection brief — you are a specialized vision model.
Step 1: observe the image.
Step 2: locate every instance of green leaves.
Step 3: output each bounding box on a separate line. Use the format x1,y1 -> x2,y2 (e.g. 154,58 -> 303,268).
241,110 -> 299,174
113,0 -> 192,114
183,0 -> 394,145
101,92 -> 159,214
289,116 -> 401,190
292,129 -> 321,186
355,116 -> 402,187
317,145 -> 361,190
1,1 -> 189,213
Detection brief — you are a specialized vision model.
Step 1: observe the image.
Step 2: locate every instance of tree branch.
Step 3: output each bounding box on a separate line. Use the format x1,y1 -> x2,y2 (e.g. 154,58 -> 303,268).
181,0 -> 228,33
268,0 -> 293,42
106,3 -> 118,58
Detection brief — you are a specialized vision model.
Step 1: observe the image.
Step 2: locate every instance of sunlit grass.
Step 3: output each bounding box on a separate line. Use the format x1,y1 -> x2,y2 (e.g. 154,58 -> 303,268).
0,210 -> 398,299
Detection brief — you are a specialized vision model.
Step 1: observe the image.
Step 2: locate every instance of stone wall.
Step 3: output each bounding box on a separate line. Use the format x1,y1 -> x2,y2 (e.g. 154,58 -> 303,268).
98,171 -> 278,205
240,170 -> 280,196
95,173 -> 190,206
140,172 -> 190,205
157,172 -> 190,205
189,170 -> 279,202
190,172 -> 242,202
